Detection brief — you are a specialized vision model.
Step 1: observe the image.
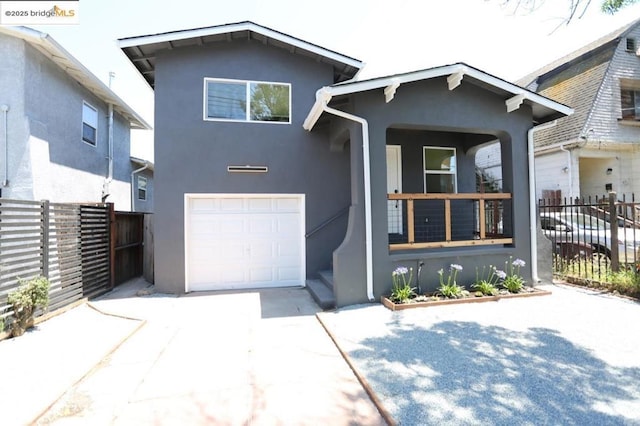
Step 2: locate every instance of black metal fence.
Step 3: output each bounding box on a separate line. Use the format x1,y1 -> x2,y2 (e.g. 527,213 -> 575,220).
0,199 -> 113,324
539,192 -> 640,281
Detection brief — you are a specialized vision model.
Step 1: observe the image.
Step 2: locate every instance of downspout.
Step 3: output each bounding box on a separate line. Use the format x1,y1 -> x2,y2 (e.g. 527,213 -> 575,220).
528,119 -> 558,283
101,104 -> 114,201
559,144 -> 572,200
108,103 -> 114,182
103,72 -> 115,201
130,163 -> 149,212
316,92 -> 374,302
1,104 -> 8,187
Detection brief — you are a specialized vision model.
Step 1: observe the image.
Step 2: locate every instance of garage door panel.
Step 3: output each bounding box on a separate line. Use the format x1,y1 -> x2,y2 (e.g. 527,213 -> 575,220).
186,195 -> 304,291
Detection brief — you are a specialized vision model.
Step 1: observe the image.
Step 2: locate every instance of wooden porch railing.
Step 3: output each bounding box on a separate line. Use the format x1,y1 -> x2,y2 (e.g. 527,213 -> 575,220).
387,192 -> 513,250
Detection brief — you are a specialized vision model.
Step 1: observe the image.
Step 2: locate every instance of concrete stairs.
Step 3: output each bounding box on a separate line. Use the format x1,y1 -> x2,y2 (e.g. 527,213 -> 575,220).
306,269 -> 335,310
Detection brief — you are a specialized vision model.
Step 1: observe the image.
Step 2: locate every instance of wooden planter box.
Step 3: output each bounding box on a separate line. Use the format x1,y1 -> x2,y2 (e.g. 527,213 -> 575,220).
382,288 -> 552,311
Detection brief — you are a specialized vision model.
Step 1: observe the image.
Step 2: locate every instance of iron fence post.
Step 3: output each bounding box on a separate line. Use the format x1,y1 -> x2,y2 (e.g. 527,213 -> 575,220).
609,192 -> 619,273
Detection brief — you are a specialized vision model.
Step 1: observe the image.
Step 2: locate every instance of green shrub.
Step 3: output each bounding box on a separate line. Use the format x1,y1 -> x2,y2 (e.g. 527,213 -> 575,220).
8,276 -> 50,337
390,266 -> 415,303
502,257 -> 526,293
472,265 -> 503,296
437,264 -> 465,298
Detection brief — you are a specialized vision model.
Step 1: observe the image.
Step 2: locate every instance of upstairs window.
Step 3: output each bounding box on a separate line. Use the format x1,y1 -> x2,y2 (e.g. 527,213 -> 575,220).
204,78 -> 291,123
82,102 -> 98,145
137,176 -> 147,201
626,38 -> 636,52
621,89 -> 640,121
423,147 -> 457,193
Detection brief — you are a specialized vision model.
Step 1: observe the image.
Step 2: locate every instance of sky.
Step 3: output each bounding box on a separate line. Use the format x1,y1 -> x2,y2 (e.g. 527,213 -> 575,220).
30,0 -> 640,161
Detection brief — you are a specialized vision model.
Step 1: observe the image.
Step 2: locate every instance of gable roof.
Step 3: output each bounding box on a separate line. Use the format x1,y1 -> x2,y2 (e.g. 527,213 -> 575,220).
118,21 -> 363,88
304,63 -> 573,130
515,18 -> 640,148
517,17 -> 640,88
0,26 -> 150,130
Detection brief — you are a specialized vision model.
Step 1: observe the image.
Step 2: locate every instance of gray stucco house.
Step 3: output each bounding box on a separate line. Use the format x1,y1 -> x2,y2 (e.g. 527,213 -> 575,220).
0,26 -> 152,212
518,18 -> 640,202
120,21 -> 571,307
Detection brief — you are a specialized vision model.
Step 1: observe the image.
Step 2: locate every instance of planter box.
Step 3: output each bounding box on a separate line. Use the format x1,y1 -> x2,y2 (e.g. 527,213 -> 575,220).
382,288 -> 552,311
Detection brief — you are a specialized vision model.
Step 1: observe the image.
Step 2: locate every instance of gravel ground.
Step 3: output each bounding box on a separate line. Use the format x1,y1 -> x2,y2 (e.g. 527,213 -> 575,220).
318,283 -> 640,425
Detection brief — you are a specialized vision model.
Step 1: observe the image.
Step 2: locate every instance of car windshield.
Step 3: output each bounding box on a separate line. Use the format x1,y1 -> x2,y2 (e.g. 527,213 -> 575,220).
565,214 -> 607,230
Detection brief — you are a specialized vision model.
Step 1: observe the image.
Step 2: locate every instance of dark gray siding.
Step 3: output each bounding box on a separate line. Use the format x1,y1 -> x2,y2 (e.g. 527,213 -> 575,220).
153,40 -> 350,293
332,78 -> 535,306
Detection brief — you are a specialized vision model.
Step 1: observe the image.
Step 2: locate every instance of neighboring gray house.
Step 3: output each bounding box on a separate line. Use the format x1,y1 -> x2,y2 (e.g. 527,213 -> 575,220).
131,156 -> 154,213
518,18 -> 640,202
120,21 -> 570,308
0,26 -> 152,211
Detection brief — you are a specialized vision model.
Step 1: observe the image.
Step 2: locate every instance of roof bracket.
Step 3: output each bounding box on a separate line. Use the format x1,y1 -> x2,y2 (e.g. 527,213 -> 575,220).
384,82 -> 400,103
447,70 -> 464,90
506,93 -> 526,113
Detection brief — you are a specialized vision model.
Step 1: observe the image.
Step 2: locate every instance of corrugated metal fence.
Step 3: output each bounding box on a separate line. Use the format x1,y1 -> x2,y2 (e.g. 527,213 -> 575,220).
0,199 -> 113,322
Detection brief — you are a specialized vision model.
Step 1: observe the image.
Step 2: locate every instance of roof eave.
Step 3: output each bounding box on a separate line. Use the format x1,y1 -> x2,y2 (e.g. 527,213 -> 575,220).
118,21 -> 363,72
0,26 -> 151,130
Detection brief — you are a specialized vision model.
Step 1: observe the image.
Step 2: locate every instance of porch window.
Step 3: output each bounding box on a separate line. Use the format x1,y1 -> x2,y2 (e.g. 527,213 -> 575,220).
423,147 -> 457,193
204,78 -> 291,123
621,89 -> 640,121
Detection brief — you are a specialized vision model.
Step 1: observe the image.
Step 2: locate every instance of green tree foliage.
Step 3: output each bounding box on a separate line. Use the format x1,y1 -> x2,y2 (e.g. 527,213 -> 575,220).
601,0 -> 638,14
498,0 -> 637,25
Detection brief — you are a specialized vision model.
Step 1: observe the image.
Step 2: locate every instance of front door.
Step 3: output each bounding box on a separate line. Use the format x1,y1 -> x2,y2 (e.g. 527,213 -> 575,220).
386,145 -> 403,234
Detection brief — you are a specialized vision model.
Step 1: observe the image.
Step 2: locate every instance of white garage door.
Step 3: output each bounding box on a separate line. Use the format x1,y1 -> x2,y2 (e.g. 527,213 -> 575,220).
185,194 -> 305,291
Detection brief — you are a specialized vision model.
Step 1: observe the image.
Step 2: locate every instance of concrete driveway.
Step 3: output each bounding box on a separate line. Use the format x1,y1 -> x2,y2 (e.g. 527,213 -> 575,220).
318,283 -> 640,425
5,280 -> 384,425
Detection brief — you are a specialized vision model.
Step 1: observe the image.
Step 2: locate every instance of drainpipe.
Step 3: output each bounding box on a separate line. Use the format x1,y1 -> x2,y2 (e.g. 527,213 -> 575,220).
317,92 -> 374,302
559,144 -> 572,200
528,119 -> 558,283
103,72 -> 116,201
1,104 -> 8,187
130,163 -> 149,212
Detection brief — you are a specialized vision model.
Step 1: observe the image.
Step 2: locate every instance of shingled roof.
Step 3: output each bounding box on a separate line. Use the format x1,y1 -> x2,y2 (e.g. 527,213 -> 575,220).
517,18 -> 640,149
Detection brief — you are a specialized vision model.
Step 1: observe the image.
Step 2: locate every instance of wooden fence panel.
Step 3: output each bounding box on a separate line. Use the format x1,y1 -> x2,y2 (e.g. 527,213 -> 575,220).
0,199 -> 113,321
48,202 -> 83,312
143,214 -> 154,283
114,212 -> 144,285
80,204 -> 111,298
0,198 -> 153,324
0,199 -> 44,322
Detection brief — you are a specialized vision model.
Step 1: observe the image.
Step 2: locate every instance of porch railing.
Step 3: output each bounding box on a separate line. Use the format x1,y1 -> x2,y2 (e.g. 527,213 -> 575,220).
387,193 -> 513,251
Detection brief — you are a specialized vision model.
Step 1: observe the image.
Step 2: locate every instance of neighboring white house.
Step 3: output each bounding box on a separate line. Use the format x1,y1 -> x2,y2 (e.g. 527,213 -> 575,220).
0,26 -> 152,211
518,17 -> 640,202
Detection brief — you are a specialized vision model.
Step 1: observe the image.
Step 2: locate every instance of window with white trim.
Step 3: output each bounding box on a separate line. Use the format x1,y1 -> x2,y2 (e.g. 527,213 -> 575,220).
137,176 -> 147,201
621,88 -> 640,121
82,101 -> 98,145
423,147 -> 457,193
204,78 -> 291,123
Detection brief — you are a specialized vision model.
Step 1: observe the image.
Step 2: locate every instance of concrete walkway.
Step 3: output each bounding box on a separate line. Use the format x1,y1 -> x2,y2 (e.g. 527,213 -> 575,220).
318,283 -> 640,425
21,280 -> 385,425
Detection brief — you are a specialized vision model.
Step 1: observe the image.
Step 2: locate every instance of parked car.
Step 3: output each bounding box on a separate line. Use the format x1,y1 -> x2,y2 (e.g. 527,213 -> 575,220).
540,212 -> 640,264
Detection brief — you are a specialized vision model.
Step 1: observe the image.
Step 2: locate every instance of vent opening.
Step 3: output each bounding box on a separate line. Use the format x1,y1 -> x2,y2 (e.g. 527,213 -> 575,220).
227,165 -> 268,173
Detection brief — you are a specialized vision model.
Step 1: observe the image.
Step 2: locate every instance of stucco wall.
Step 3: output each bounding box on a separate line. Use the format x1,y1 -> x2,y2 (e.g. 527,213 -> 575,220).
0,34 -> 136,210
152,40 -> 350,293
0,33 -> 30,199
22,42 -> 134,209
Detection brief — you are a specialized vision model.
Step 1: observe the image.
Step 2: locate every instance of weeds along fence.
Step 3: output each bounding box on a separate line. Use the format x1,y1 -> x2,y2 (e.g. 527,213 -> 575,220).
539,192 -> 640,282
0,198 -> 151,324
